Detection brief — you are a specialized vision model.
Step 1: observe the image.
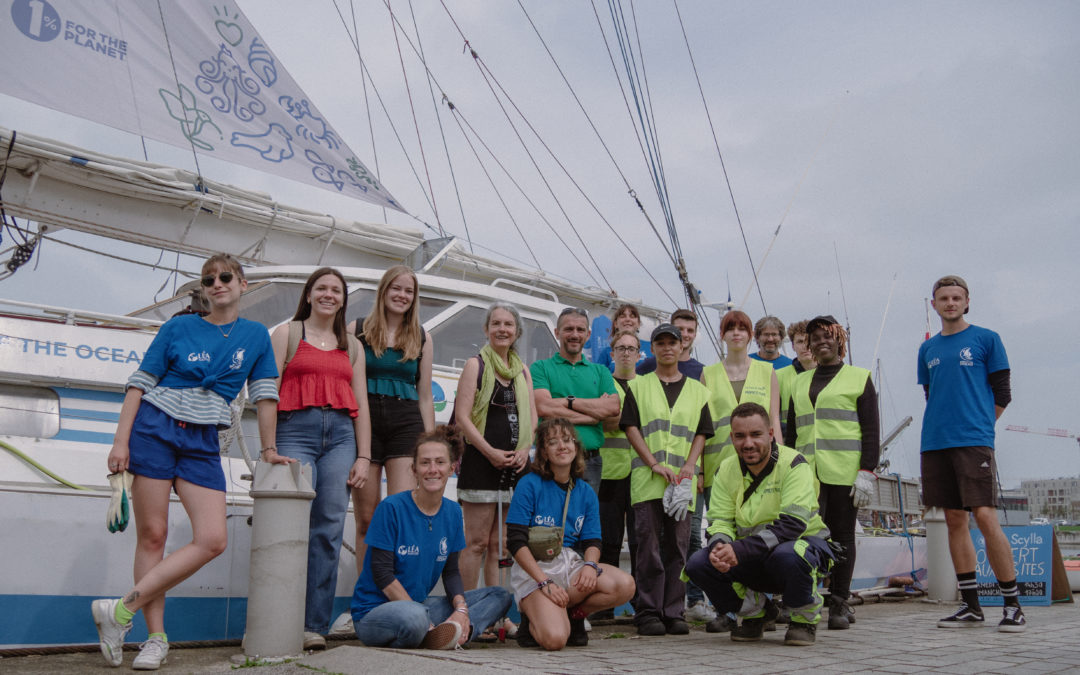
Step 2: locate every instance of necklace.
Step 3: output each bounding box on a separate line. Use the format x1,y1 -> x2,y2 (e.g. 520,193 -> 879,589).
304,320 -> 331,348
216,319 -> 238,339
412,488 -> 437,530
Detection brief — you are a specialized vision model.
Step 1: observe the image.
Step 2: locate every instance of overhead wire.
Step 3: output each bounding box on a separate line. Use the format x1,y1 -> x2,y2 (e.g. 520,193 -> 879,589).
348,0 -> 387,224
672,0 -> 766,315
406,0 -> 474,253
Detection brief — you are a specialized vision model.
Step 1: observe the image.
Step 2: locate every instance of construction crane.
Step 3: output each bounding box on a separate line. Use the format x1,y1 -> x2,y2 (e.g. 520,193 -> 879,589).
1005,425 -> 1080,451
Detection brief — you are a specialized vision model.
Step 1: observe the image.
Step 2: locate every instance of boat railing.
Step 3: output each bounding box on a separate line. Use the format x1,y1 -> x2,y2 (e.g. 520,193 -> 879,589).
490,277 -> 559,303
0,297 -> 163,329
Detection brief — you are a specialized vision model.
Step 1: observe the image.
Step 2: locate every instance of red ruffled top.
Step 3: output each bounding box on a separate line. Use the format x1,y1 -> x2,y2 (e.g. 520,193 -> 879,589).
278,340 -> 359,417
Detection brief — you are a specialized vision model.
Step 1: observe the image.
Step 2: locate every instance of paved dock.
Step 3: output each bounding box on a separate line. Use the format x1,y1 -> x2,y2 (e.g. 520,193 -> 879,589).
2,599 -> 1078,674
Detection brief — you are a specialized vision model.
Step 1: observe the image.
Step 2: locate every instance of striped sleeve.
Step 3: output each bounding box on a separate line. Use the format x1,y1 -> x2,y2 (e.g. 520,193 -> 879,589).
127,370 -> 159,393
247,378 -> 279,403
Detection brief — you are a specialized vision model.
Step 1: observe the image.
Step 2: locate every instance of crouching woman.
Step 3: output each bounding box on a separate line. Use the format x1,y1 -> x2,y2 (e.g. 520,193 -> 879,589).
350,427 -> 512,649
507,419 -> 636,650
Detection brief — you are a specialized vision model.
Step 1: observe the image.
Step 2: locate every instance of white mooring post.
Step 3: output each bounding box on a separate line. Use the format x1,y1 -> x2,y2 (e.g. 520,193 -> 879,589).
925,506 -> 959,601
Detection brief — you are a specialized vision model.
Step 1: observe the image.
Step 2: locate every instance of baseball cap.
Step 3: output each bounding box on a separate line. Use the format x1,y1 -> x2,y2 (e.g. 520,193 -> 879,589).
805,315 -> 840,335
650,323 -> 681,342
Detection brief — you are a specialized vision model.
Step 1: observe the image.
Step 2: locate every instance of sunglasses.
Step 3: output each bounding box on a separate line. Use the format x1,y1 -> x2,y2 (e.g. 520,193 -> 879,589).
200,271 -> 236,287
559,307 -> 589,320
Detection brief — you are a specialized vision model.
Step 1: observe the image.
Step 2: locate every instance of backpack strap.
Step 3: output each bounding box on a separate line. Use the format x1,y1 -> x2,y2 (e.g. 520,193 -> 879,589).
346,333 -> 360,366
283,320 -> 303,373
415,327 -> 427,384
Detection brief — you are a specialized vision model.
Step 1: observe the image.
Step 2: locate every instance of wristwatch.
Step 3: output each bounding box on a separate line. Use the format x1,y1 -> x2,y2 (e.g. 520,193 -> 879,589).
566,395 -> 576,411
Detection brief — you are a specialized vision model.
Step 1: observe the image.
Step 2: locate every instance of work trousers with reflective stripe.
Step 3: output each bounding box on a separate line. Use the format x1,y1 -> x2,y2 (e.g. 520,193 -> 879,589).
685,536 -> 832,624
632,498 -> 689,623
598,476 -> 638,610
818,481 -> 857,599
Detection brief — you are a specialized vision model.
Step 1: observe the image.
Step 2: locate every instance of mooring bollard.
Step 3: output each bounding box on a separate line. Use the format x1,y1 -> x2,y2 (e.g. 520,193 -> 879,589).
242,461 -> 315,659
925,506 -> 958,601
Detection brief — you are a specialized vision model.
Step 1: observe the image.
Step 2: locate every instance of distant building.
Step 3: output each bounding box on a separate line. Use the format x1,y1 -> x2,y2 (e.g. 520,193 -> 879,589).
998,488 -> 1030,525
1020,477 -> 1080,520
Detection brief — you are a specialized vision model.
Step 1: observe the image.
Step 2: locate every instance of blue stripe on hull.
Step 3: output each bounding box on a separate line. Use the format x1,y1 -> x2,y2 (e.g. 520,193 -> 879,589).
60,407 -> 121,423
51,429 -> 115,444
0,595 -> 356,646
51,387 -> 126,403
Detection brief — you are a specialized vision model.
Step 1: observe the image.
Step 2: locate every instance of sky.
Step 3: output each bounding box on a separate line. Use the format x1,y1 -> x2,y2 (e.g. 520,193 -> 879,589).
1,0 -> 1078,486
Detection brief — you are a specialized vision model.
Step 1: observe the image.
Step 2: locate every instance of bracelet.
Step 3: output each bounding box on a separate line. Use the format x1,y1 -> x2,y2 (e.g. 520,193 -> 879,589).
537,578 -> 555,591
583,561 -> 603,576
454,606 -> 469,614
260,447 -> 276,454
355,456 -> 371,462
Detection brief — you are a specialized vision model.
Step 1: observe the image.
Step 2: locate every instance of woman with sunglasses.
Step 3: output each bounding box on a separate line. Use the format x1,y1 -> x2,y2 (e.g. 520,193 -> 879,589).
263,267 -> 372,650
453,303 -> 535,634
348,265 -> 435,576
91,254 -> 288,670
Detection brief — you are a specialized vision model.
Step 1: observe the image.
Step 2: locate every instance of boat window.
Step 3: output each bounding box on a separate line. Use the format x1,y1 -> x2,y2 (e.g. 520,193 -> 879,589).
428,307 -> 558,368
345,292 -> 452,329
0,384 -> 60,438
238,282 -> 302,328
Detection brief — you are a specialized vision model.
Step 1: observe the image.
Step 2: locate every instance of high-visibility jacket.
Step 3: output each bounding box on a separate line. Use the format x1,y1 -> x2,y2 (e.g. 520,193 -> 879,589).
600,380 -> 632,480
700,360 -> 773,488
791,364 -> 871,486
628,372 -> 711,507
776,363 -> 798,437
706,443 -> 828,545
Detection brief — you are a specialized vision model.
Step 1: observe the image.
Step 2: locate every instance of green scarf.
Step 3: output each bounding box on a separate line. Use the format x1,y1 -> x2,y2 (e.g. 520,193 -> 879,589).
470,343 -> 532,451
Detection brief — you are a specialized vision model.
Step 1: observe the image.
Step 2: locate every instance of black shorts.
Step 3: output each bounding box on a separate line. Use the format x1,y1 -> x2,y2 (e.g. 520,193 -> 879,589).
920,446 -> 999,510
368,394 -> 425,464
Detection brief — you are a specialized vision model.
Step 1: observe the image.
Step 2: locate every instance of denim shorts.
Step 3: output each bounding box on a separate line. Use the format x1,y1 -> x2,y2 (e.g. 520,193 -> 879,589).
128,401 -> 225,491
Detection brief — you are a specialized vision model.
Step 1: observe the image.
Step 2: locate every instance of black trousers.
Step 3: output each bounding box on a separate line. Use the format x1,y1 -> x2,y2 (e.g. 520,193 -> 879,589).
819,481 -> 857,600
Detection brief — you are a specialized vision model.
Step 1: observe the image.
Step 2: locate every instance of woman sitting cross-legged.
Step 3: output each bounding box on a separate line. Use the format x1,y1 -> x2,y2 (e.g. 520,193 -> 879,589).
507,418 -> 636,650
350,427 -> 512,649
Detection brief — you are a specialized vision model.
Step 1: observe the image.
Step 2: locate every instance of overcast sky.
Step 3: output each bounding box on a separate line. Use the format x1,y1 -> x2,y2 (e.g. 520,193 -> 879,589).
2,1 -> 1078,486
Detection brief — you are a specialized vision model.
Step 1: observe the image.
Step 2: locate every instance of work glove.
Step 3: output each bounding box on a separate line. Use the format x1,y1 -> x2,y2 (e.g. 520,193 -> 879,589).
106,471 -> 134,533
851,470 -> 876,509
663,477 -> 693,521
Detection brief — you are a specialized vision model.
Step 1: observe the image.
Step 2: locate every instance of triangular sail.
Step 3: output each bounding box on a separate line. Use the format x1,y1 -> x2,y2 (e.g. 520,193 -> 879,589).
0,0 -> 402,211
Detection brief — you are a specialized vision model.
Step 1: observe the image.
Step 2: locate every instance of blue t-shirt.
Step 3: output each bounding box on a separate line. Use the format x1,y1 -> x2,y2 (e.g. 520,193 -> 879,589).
351,491 -> 466,621
142,315 -> 277,403
749,353 -> 793,370
506,472 -> 601,548
917,324 -> 1009,452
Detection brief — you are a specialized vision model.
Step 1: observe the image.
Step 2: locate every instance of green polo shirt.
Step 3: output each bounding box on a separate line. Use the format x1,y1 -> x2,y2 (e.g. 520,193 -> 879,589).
530,353 -> 617,450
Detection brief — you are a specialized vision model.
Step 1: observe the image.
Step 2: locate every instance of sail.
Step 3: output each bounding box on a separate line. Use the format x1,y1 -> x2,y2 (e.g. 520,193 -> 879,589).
0,0 -> 402,212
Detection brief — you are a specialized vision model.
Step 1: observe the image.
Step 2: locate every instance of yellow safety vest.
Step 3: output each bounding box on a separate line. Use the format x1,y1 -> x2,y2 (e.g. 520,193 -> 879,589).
791,365 -> 871,486
706,444 -> 828,543
628,372 -> 711,507
701,360 -> 773,489
600,381 -> 632,480
776,363 -> 798,437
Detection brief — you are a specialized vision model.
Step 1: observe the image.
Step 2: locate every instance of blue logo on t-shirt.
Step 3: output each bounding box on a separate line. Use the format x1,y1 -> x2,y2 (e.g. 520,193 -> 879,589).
397,544 -> 420,556
573,515 -> 585,536
11,0 -> 62,42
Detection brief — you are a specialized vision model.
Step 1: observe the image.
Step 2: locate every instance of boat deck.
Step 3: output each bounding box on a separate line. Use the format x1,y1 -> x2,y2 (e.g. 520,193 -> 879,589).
3,599 -> 1077,673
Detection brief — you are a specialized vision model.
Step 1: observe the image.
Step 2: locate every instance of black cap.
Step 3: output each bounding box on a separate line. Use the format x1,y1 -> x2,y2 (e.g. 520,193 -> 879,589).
650,322 -> 681,342
806,315 -> 840,335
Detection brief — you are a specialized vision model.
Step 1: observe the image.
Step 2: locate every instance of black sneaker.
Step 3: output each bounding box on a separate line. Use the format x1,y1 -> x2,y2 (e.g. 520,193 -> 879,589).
784,621 -> 817,646
516,615 -> 539,648
827,596 -> 850,630
567,610 -> 589,646
664,618 -> 690,635
706,614 -> 734,633
637,616 -> 667,636
761,598 -> 780,632
937,603 -> 985,628
998,605 -> 1026,633
730,616 -> 766,642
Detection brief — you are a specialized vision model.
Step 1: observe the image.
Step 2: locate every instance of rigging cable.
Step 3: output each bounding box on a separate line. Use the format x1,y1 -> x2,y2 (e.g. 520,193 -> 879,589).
328,0 -> 442,227
833,240 -> 853,364
384,0 -> 444,236
518,0 -> 677,306
347,0 -> 388,224
437,0 -> 610,291
407,0 -> 474,253
672,0 -> 766,315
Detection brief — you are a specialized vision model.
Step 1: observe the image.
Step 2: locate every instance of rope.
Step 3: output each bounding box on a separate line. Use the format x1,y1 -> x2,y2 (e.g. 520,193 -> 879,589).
385,0 -> 443,236
0,439 -> 89,490
407,0 -> 472,251
154,0 -> 205,187
672,0 -> 766,315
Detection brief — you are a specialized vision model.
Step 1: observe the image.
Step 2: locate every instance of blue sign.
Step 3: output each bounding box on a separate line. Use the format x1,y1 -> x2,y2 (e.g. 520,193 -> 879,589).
972,525 -> 1053,606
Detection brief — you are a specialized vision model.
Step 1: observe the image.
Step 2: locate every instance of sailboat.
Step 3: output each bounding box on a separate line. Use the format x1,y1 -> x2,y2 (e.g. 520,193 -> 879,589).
0,1 -> 924,648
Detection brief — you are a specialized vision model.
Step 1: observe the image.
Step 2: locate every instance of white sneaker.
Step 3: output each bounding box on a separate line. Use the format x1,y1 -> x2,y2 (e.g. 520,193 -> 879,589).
583,618 -> 592,632
303,631 -> 327,650
329,611 -> 354,636
132,635 -> 169,670
685,600 -> 717,622
91,598 -> 132,667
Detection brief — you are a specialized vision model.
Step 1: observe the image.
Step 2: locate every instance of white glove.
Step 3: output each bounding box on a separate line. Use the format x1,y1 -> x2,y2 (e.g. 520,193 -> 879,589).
851,470 -> 875,509
106,471 -> 134,533
663,478 -> 693,521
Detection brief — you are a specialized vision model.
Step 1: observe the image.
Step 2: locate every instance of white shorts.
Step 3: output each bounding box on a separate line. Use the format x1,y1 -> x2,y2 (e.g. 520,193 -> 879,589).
510,547 -> 586,605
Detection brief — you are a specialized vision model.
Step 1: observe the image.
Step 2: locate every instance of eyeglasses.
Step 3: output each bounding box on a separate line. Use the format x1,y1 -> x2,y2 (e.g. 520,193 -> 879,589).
613,345 -> 638,354
201,272 -> 235,287
559,307 -> 589,320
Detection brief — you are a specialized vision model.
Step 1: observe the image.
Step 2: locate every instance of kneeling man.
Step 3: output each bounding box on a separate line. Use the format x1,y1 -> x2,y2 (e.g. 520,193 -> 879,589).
685,402 -> 832,646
